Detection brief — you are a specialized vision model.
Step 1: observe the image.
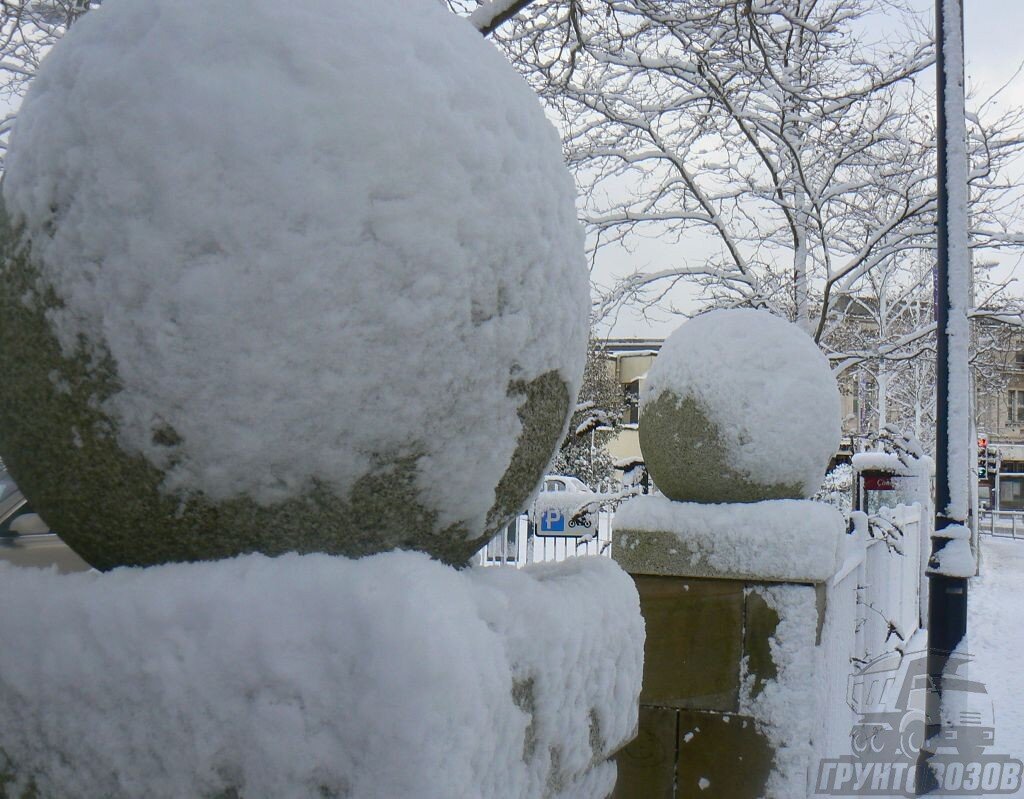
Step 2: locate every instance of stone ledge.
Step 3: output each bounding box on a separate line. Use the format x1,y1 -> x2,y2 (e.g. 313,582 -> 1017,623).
613,494 -> 844,583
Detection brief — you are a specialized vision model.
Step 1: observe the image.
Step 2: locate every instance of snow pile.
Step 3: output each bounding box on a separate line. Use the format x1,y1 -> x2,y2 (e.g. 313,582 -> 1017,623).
614,494 -> 844,581
852,449 -> 935,479
641,309 -> 841,498
0,552 -> 643,799
929,536 -> 976,577
2,0 -> 588,535
851,452 -> 904,473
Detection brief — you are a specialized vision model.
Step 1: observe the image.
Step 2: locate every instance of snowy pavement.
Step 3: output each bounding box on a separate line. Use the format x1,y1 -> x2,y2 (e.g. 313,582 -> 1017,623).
970,535 -> 1024,795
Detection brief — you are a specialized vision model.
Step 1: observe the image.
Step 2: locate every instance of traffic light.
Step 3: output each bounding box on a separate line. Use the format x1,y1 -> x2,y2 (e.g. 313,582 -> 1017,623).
978,438 -> 999,480
987,448 -> 1000,478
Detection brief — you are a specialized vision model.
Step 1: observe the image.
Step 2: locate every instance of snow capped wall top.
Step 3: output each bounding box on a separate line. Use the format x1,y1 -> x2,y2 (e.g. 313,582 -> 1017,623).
0,551 -> 644,797
851,452 -> 904,473
615,494 -> 844,582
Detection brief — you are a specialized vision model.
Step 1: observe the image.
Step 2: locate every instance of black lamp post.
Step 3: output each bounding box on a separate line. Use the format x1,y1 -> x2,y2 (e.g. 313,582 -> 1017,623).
918,0 -> 971,793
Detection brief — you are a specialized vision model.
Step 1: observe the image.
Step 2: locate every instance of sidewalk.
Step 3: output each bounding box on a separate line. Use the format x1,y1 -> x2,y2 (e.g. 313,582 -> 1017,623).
971,536 -> 1024,796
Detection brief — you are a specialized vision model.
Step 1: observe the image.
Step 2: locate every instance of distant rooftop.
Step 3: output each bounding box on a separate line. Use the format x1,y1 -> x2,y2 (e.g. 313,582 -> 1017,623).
599,338 -> 664,356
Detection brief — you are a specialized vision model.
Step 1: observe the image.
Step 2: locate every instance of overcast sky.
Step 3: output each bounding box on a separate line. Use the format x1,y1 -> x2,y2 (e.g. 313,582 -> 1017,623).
964,0 -> 1024,104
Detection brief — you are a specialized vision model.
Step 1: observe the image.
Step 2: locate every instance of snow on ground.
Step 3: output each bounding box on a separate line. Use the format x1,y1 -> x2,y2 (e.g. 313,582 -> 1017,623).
970,535 -> 1024,795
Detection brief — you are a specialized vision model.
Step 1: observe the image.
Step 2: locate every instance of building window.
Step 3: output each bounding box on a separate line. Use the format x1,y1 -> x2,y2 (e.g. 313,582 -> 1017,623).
1009,389 -> 1024,424
624,380 -> 640,425
1016,351 -> 1024,367
1000,477 -> 1024,511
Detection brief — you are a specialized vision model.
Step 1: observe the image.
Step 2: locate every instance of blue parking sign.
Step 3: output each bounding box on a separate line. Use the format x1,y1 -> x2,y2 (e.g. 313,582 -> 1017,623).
539,508 -> 565,533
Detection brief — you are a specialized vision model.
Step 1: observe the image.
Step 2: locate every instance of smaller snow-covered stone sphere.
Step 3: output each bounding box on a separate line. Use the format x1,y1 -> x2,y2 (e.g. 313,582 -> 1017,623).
639,310 -> 841,503
0,0 -> 589,568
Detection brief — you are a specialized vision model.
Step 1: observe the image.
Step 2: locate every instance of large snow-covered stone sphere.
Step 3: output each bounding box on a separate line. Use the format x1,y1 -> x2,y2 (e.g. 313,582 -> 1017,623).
0,0 -> 589,569
639,310 -> 841,503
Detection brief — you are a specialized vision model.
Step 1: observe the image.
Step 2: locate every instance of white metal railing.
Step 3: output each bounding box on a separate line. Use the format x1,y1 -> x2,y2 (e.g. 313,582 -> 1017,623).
476,492 -> 934,777
473,512 -> 613,567
979,509 -> 1024,539
867,504 -> 925,657
817,502 -> 929,761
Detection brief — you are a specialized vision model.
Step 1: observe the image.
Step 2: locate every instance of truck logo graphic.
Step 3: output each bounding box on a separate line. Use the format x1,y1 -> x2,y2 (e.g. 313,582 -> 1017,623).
847,650 -> 993,760
816,649 -> 1021,795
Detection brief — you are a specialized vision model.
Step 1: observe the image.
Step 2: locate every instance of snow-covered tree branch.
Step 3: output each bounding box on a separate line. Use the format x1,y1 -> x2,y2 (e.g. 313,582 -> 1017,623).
550,340 -> 626,488
444,0 -> 1024,453
463,0 -> 540,35
0,0 -> 95,169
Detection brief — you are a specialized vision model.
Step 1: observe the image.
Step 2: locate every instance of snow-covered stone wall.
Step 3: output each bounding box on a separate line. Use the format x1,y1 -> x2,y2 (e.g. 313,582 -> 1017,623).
614,494 -> 844,582
0,552 -> 644,799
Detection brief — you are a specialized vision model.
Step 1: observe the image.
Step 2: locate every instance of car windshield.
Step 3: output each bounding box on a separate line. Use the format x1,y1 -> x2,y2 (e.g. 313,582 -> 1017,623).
0,470 -> 29,528
0,471 -> 15,502
0,491 -> 26,527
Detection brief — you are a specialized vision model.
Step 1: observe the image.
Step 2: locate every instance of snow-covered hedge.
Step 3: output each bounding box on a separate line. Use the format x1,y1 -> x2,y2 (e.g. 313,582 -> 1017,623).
0,553 -> 644,799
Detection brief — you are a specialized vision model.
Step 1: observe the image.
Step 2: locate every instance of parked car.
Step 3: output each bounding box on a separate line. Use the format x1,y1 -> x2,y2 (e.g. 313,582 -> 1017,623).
541,475 -> 592,494
0,468 -> 90,572
0,470 -> 46,537
531,474 -> 600,536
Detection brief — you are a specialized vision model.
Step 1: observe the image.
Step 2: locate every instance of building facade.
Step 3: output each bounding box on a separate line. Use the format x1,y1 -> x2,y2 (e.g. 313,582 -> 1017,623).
976,333 -> 1024,510
601,339 -> 659,468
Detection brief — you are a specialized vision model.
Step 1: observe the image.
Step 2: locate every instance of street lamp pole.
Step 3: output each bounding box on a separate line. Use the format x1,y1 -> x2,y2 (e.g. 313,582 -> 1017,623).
918,0 -> 971,793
